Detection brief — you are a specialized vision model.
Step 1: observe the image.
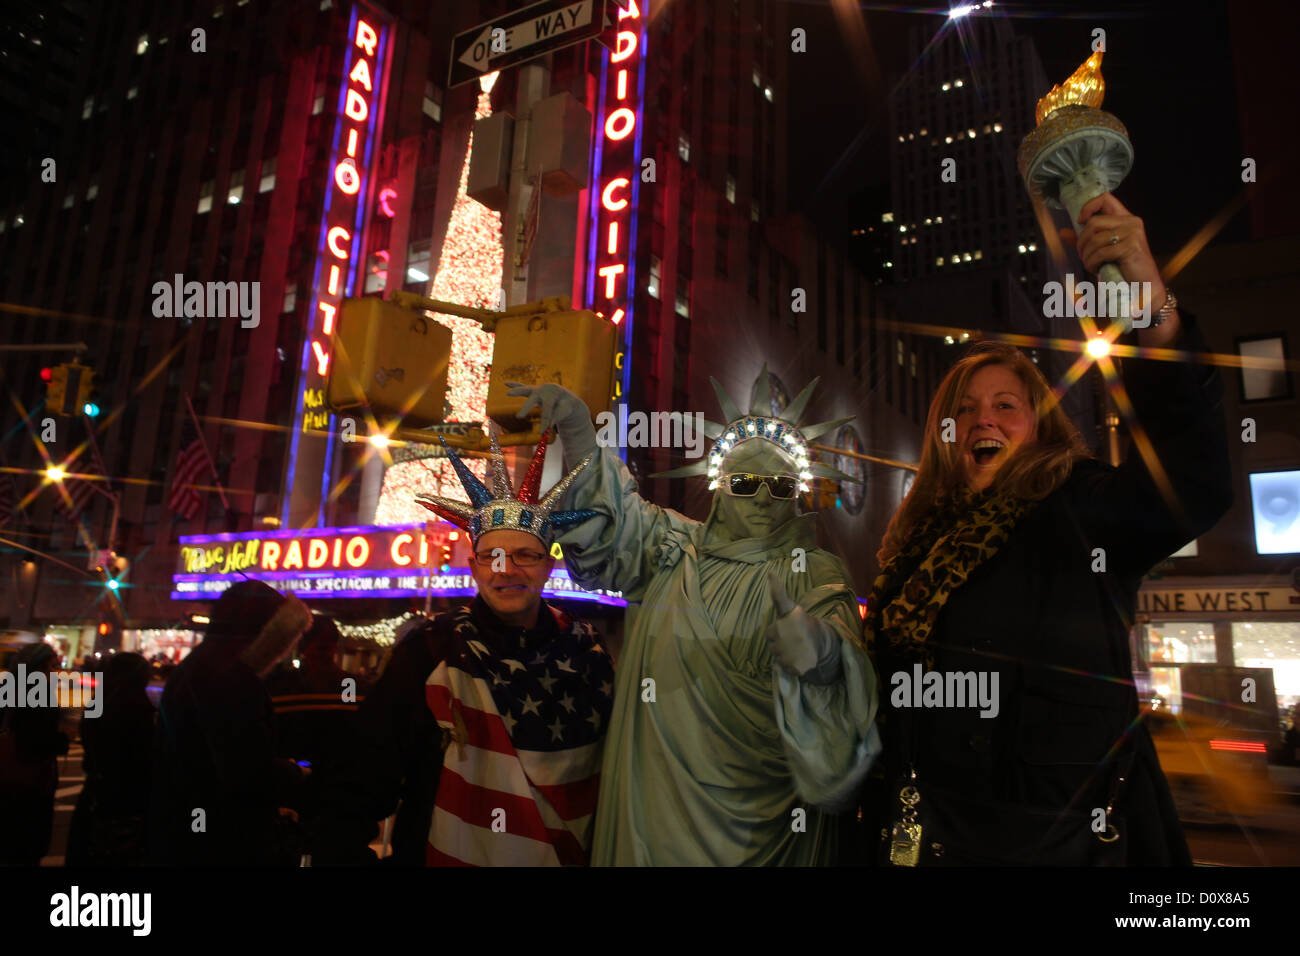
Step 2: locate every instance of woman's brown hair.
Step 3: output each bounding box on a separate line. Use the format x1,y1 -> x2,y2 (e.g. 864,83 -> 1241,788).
878,342 -> 1091,564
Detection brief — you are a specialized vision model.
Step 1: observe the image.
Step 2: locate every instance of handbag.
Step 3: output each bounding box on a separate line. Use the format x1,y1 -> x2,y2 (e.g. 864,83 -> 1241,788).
880,772 -> 1128,866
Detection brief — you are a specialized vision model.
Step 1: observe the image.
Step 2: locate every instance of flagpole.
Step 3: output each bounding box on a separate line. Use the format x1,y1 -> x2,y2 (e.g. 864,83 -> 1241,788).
184,392 -> 230,510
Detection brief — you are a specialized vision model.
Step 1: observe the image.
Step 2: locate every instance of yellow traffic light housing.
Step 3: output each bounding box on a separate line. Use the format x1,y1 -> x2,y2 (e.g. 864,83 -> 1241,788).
46,361 -> 93,417
327,297 -> 453,427
46,365 -> 68,413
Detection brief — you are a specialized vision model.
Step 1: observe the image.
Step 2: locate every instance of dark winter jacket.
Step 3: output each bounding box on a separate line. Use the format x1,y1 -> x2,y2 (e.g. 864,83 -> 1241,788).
866,314 -> 1231,865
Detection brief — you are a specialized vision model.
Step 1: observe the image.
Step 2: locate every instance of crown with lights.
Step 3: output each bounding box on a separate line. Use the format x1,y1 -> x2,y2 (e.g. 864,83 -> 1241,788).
652,364 -> 858,490
415,431 -> 599,546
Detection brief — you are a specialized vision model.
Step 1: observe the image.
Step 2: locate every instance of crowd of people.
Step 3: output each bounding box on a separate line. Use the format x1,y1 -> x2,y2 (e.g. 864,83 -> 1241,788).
0,195 -> 1243,866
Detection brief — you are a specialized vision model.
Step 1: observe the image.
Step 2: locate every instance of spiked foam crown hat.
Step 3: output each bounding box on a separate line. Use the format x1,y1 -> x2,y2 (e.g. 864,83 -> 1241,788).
652,364 -> 858,489
415,431 -> 599,546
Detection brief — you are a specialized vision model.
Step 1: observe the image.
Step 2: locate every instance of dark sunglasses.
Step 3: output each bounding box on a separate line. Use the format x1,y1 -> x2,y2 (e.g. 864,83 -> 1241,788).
722,473 -> 800,499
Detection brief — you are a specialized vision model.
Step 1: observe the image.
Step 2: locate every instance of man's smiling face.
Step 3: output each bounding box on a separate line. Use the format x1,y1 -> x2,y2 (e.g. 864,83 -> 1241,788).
954,363 -> 1037,493
470,529 -> 554,626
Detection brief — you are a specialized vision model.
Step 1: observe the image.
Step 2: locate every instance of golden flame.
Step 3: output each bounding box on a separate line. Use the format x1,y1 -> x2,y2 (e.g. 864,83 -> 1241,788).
1035,50 -> 1105,126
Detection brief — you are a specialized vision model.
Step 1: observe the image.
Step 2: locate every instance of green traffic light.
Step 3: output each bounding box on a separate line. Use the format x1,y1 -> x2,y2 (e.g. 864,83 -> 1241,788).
83,402 -> 100,417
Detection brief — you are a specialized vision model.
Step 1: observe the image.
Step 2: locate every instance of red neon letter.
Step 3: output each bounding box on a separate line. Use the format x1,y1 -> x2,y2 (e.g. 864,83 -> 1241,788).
601,177 -> 630,211
379,188 -> 396,217
319,301 -> 337,335
345,89 -> 368,122
335,158 -> 360,195
618,0 -> 641,20
332,538 -> 342,567
345,536 -> 370,568
312,340 -> 330,376
356,20 -> 378,56
328,265 -> 341,296
597,263 -> 625,299
349,56 -> 373,92
390,533 -> 413,566
328,226 -> 351,258
612,31 -> 638,62
609,308 -> 625,325
616,69 -> 628,100
346,128 -> 359,158
607,221 -> 619,255
283,540 -> 304,570
604,107 -> 635,141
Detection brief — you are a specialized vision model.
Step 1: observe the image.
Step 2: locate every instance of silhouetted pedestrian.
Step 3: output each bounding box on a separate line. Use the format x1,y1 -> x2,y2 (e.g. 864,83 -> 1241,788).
0,643 -> 69,865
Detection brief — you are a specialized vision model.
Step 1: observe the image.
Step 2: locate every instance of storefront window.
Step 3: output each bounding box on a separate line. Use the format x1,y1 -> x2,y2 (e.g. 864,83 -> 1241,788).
1146,621 -> 1217,665
1233,621 -> 1300,714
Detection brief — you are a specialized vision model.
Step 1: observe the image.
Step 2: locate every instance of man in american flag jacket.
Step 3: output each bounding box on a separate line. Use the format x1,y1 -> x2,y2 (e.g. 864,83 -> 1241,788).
311,432 -> 612,866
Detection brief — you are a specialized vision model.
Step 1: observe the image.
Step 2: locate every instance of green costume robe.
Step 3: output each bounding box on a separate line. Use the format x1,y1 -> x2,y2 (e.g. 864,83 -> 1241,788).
558,448 -> 881,865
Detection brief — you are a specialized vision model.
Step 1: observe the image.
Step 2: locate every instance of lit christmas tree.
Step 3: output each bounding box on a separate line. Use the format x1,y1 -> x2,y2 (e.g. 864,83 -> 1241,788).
376,76 -> 503,526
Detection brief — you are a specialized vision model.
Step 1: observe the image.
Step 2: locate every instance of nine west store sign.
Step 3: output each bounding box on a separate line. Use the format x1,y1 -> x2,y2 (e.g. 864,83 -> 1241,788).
1138,581 -> 1300,617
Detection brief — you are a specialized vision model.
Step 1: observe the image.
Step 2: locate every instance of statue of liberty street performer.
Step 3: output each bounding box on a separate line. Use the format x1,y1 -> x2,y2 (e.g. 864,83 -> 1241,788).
506,368 -> 881,865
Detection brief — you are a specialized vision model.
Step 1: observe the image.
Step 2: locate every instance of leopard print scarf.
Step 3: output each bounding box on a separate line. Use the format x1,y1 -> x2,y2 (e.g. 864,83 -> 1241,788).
864,489 -> 1030,668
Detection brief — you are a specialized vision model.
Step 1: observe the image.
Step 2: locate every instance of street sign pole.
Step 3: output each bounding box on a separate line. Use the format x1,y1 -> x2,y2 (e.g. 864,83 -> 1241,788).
504,61 -> 550,309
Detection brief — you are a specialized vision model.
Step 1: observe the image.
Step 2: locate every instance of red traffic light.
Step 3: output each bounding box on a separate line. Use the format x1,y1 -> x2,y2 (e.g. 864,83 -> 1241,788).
40,367 -> 53,382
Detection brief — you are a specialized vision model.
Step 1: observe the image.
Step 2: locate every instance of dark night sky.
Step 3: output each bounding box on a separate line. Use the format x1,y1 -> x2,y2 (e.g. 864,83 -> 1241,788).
786,0 -> 1255,256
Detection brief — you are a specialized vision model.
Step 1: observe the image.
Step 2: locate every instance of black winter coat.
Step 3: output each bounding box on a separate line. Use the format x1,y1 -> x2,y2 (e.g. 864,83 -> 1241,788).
868,314 -> 1231,865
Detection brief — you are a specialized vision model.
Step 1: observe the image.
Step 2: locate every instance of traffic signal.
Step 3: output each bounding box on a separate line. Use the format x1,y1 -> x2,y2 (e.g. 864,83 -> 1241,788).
45,365 -> 68,413
44,361 -> 95,417
485,307 -> 617,438
327,297 -> 453,427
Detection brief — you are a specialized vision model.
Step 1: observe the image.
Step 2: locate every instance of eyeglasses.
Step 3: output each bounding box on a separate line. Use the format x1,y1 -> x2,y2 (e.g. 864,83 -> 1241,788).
721,473 -> 800,499
471,549 -> 549,568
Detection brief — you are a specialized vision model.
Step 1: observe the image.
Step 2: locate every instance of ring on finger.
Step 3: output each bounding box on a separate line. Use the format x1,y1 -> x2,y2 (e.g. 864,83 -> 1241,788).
1109,232 -> 1119,246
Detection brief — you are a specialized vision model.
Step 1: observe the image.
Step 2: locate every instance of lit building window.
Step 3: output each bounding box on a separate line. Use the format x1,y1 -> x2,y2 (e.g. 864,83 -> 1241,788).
1027,242 -> 1037,252
406,241 -> 432,284
320,0 -> 333,8
884,261 -> 893,269
911,353 -> 917,377
919,127 -> 927,135
197,180 -> 214,214
422,81 -> 441,122
213,3 -> 224,17
82,96 -> 94,120
934,215 -> 942,223
127,86 -> 138,100
881,212 -> 894,223
312,95 -> 324,116
973,249 -> 982,260
764,85 -> 774,103
675,282 -> 690,318
962,252 -> 972,262
897,339 -> 904,365
725,174 -> 736,204
983,123 -> 992,134
282,284 -> 298,313
899,225 -> 907,233
648,256 -> 661,298
945,135 -> 953,144
136,34 -> 149,55
678,134 -> 690,163
258,157 -> 276,193
936,257 -> 944,266
941,83 -> 950,92
954,79 -> 963,88
752,67 -> 761,87
1017,243 -> 1027,253
62,193 -> 74,209
751,200 -> 760,222
924,218 -> 932,225
967,128 -> 976,138
227,170 -> 244,205
898,135 -> 904,143
950,255 -> 959,265
993,122 -> 1003,133
86,183 -> 98,201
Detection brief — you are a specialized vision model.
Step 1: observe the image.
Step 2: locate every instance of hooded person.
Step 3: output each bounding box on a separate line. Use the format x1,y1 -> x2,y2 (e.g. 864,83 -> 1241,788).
506,367 -> 881,866
148,580 -> 312,865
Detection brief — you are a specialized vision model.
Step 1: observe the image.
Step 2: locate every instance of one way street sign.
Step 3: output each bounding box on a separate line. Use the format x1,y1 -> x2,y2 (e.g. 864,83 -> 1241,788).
448,0 -> 611,89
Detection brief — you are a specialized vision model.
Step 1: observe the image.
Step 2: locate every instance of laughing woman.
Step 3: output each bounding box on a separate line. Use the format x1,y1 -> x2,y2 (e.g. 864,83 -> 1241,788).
864,194 -> 1231,866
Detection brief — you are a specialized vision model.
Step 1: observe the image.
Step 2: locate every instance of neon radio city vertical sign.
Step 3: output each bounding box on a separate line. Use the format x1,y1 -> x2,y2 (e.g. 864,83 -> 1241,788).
284,5 -> 393,525
586,0 -> 647,416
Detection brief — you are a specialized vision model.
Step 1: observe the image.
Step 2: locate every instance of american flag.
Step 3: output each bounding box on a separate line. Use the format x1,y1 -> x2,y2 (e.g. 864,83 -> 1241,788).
424,605 -> 614,866
166,416 -> 214,520
54,445 -> 109,520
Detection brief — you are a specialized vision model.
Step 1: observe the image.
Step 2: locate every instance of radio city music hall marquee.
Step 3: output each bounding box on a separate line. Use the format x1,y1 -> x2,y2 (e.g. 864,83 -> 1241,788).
172,523 -> 625,605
